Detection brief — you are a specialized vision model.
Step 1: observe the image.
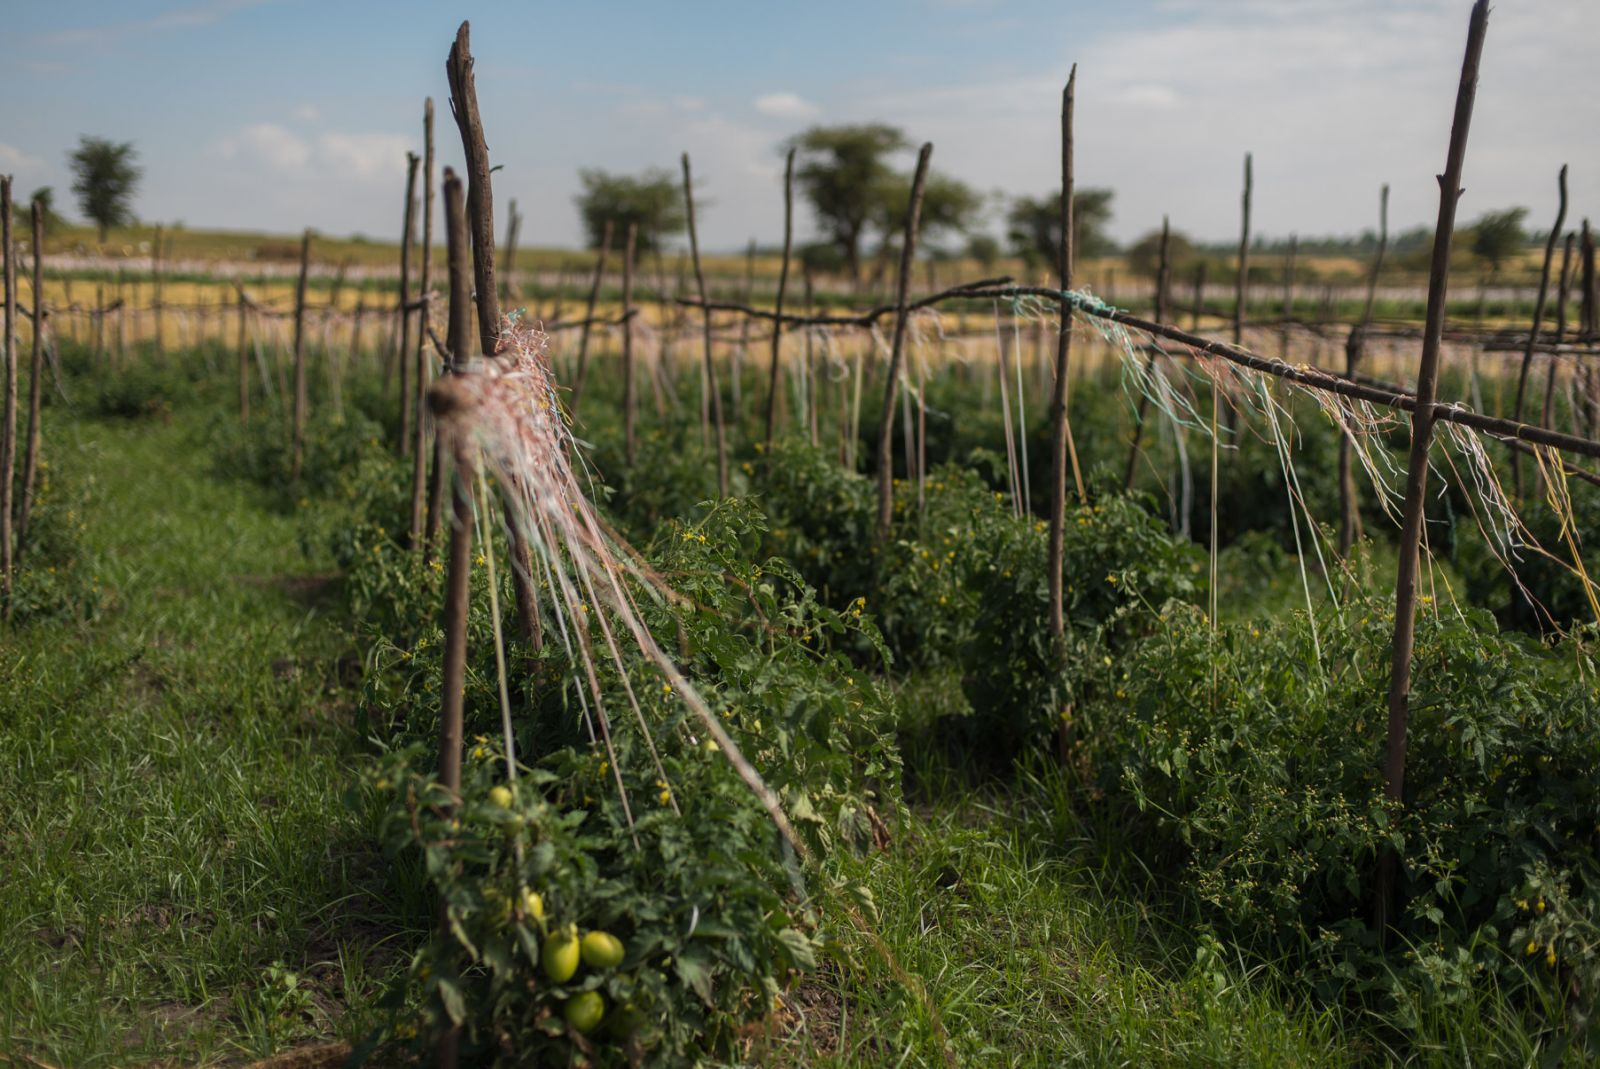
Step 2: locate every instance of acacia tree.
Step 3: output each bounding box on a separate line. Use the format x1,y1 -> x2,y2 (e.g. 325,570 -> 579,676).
1007,188 -> 1115,277
1468,207 -> 1530,279
574,168 -> 685,254
68,137 -> 141,243
788,123 -> 908,283
872,171 -> 982,258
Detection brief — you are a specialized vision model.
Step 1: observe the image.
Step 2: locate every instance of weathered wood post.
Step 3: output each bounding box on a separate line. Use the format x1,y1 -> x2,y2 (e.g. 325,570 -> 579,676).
1511,164 -> 1566,498
431,165 -> 473,1069
289,229 -> 312,484
683,152 -> 729,496
1049,67 -> 1085,639
1376,0 -> 1489,935
152,223 -> 164,354
764,147 -> 796,453
237,288 -> 250,424
1280,235 -> 1297,359
1339,185 -> 1389,557
1233,153 -> 1252,347
16,201 -> 44,559
873,143 -> 932,543
1123,214 -> 1170,491
622,221 -> 638,466
411,97 -> 437,547
1544,231 -> 1575,431
398,151 -> 420,457
445,21 -> 500,359
0,177 -> 11,603
568,220 -> 611,414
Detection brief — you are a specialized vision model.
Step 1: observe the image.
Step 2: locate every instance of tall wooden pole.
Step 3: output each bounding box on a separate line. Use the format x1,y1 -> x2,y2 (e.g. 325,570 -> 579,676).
445,21 -> 501,358
0,177 -> 14,603
16,202 -> 44,559
500,197 -> 519,305
1123,214 -> 1169,491
237,289 -> 250,424
411,98 -> 436,546
622,221 -> 638,466
1233,154 -> 1252,347
1048,68 -> 1084,636
1544,232 -> 1575,431
1340,184 -> 1389,556
764,147 -> 796,453
289,229 -> 312,484
873,143 -> 932,543
431,166 -> 473,1069
682,153 -> 728,496
397,152 -> 420,456
1376,0 -> 1489,934
568,220 -> 611,414
152,223 -> 164,354
1511,164 -> 1567,498
1191,261 -> 1207,331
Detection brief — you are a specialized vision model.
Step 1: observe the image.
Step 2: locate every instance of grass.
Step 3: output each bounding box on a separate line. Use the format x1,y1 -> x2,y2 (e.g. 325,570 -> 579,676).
760,761 -> 1357,1068
0,407 -> 414,1066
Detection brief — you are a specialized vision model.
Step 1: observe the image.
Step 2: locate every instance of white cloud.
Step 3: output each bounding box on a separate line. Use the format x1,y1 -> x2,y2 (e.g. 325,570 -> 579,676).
316,131 -> 411,182
34,0 -> 274,49
753,93 -> 820,120
0,142 -> 44,174
293,104 -> 320,122
217,123 -> 310,170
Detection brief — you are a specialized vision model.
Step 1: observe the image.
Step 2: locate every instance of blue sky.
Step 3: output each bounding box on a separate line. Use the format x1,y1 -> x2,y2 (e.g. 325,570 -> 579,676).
4,0 -> 1598,253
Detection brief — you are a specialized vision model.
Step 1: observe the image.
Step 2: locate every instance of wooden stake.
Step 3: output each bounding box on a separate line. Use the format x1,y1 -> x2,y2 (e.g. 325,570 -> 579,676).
1544,231 -> 1575,431
445,21 -> 501,358
289,229 -> 312,484
16,201 -> 43,559
0,177 -> 11,603
1280,235 -> 1297,359
1048,68 -> 1084,636
411,98 -> 436,546
622,221 -> 638,466
1340,185 -> 1389,556
1191,261 -> 1207,331
430,168 -> 474,1069
153,223 -> 164,354
569,220 -> 611,413
764,148 -> 796,453
1377,0 -> 1489,935
398,151 -> 420,457
874,143 -> 932,543
1233,153 -> 1252,347
1511,164 -> 1566,497
683,153 -> 729,495
1123,214 -> 1169,491
238,290 -> 249,423
500,197 -> 519,305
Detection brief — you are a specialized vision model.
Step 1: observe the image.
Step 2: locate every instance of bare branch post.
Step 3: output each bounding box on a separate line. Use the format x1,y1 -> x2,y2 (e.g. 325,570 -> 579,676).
1280,235 -> 1298,359
289,229 -> 312,484
411,98 -> 436,546
804,266 -> 819,447
1545,232 -> 1575,431
0,177 -> 12,603
153,224 -> 164,355
1511,164 -> 1567,497
874,142 -> 933,543
445,21 -> 500,358
1191,261 -> 1207,331
1123,214 -> 1170,490
1582,221 -> 1596,342
1340,184 -> 1389,556
683,153 -> 729,495
397,152 -> 420,456
1233,153 -> 1252,347
622,221 -> 638,466
237,289 -> 249,424
1376,0 -> 1489,935
1049,68 -> 1087,639
500,197 -> 519,305
16,201 -> 44,559
764,148 -> 797,453
568,220 -> 611,413
431,165 -> 473,1069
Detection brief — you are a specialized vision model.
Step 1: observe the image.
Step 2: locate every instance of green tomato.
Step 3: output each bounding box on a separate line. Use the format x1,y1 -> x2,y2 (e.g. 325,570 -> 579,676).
580,930 -> 625,969
542,924 -> 581,983
487,785 -> 512,808
564,990 -> 605,1033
